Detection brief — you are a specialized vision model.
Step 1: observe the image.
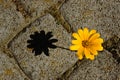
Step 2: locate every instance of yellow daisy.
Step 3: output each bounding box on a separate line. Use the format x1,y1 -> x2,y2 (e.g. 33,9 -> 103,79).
70,28 -> 103,60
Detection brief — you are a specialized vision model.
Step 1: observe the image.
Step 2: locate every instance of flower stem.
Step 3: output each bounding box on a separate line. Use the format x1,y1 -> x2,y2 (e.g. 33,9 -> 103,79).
56,46 -> 71,51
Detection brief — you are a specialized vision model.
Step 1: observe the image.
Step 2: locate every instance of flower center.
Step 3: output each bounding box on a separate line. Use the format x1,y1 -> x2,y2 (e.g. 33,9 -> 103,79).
82,40 -> 90,48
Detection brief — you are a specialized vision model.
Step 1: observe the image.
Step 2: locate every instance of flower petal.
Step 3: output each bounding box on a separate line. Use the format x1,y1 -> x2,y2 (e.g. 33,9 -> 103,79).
83,28 -> 89,40
89,55 -> 95,60
70,45 -> 80,50
96,45 -> 103,51
70,28 -> 104,60
78,29 -> 84,40
87,48 -> 95,60
89,33 -> 100,42
72,40 -> 81,44
88,48 -> 98,55
92,38 -> 103,43
76,47 -> 84,60
84,48 -> 91,59
72,33 -> 80,40
89,29 -> 96,35
92,44 -> 103,51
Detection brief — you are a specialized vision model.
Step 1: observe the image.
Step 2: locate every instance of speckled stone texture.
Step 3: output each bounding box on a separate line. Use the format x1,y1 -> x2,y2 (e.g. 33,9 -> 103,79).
0,0 -> 120,80
0,50 -> 25,80
61,0 -> 120,40
0,0 -> 25,44
0,0 -> 58,45
68,50 -> 120,80
60,0 -> 120,79
9,14 -> 77,80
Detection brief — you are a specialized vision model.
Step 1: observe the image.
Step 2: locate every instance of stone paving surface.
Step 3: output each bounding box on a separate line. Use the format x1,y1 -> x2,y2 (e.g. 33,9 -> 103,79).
0,0 -> 120,80
9,14 -> 77,80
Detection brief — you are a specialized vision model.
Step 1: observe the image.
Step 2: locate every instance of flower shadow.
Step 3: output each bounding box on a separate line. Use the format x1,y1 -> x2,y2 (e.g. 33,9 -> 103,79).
27,30 -> 58,56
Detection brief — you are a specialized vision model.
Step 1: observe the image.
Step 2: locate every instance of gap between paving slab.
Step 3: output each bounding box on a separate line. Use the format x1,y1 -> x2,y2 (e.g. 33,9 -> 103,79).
8,14 -> 77,80
0,50 -> 28,80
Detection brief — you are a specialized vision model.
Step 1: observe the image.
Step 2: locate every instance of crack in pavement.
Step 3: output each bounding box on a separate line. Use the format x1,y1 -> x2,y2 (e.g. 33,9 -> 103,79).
57,59 -> 87,80
12,0 -> 32,18
4,0 -> 120,79
1,0 -> 72,80
45,0 -> 72,33
57,35 -> 120,79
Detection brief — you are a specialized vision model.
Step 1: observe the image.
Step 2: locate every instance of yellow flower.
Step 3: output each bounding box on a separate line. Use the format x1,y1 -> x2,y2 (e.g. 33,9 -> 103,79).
70,28 -> 103,60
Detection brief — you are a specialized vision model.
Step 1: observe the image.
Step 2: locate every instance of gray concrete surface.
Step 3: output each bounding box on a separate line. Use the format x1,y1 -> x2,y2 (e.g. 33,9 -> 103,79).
9,14 -> 77,80
0,0 -> 120,80
0,50 -> 25,80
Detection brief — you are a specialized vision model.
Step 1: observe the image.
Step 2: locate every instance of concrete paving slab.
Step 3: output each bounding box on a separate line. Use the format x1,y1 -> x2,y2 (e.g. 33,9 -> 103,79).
0,0 -> 120,80
0,0 -> 59,45
0,0 -> 25,44
68,50 -> 120,80
12,0 -> 58,18
61,0 -> 120,40
0,50 -> 25,80
60,0 -> 120,79
9,14 -> 77,80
